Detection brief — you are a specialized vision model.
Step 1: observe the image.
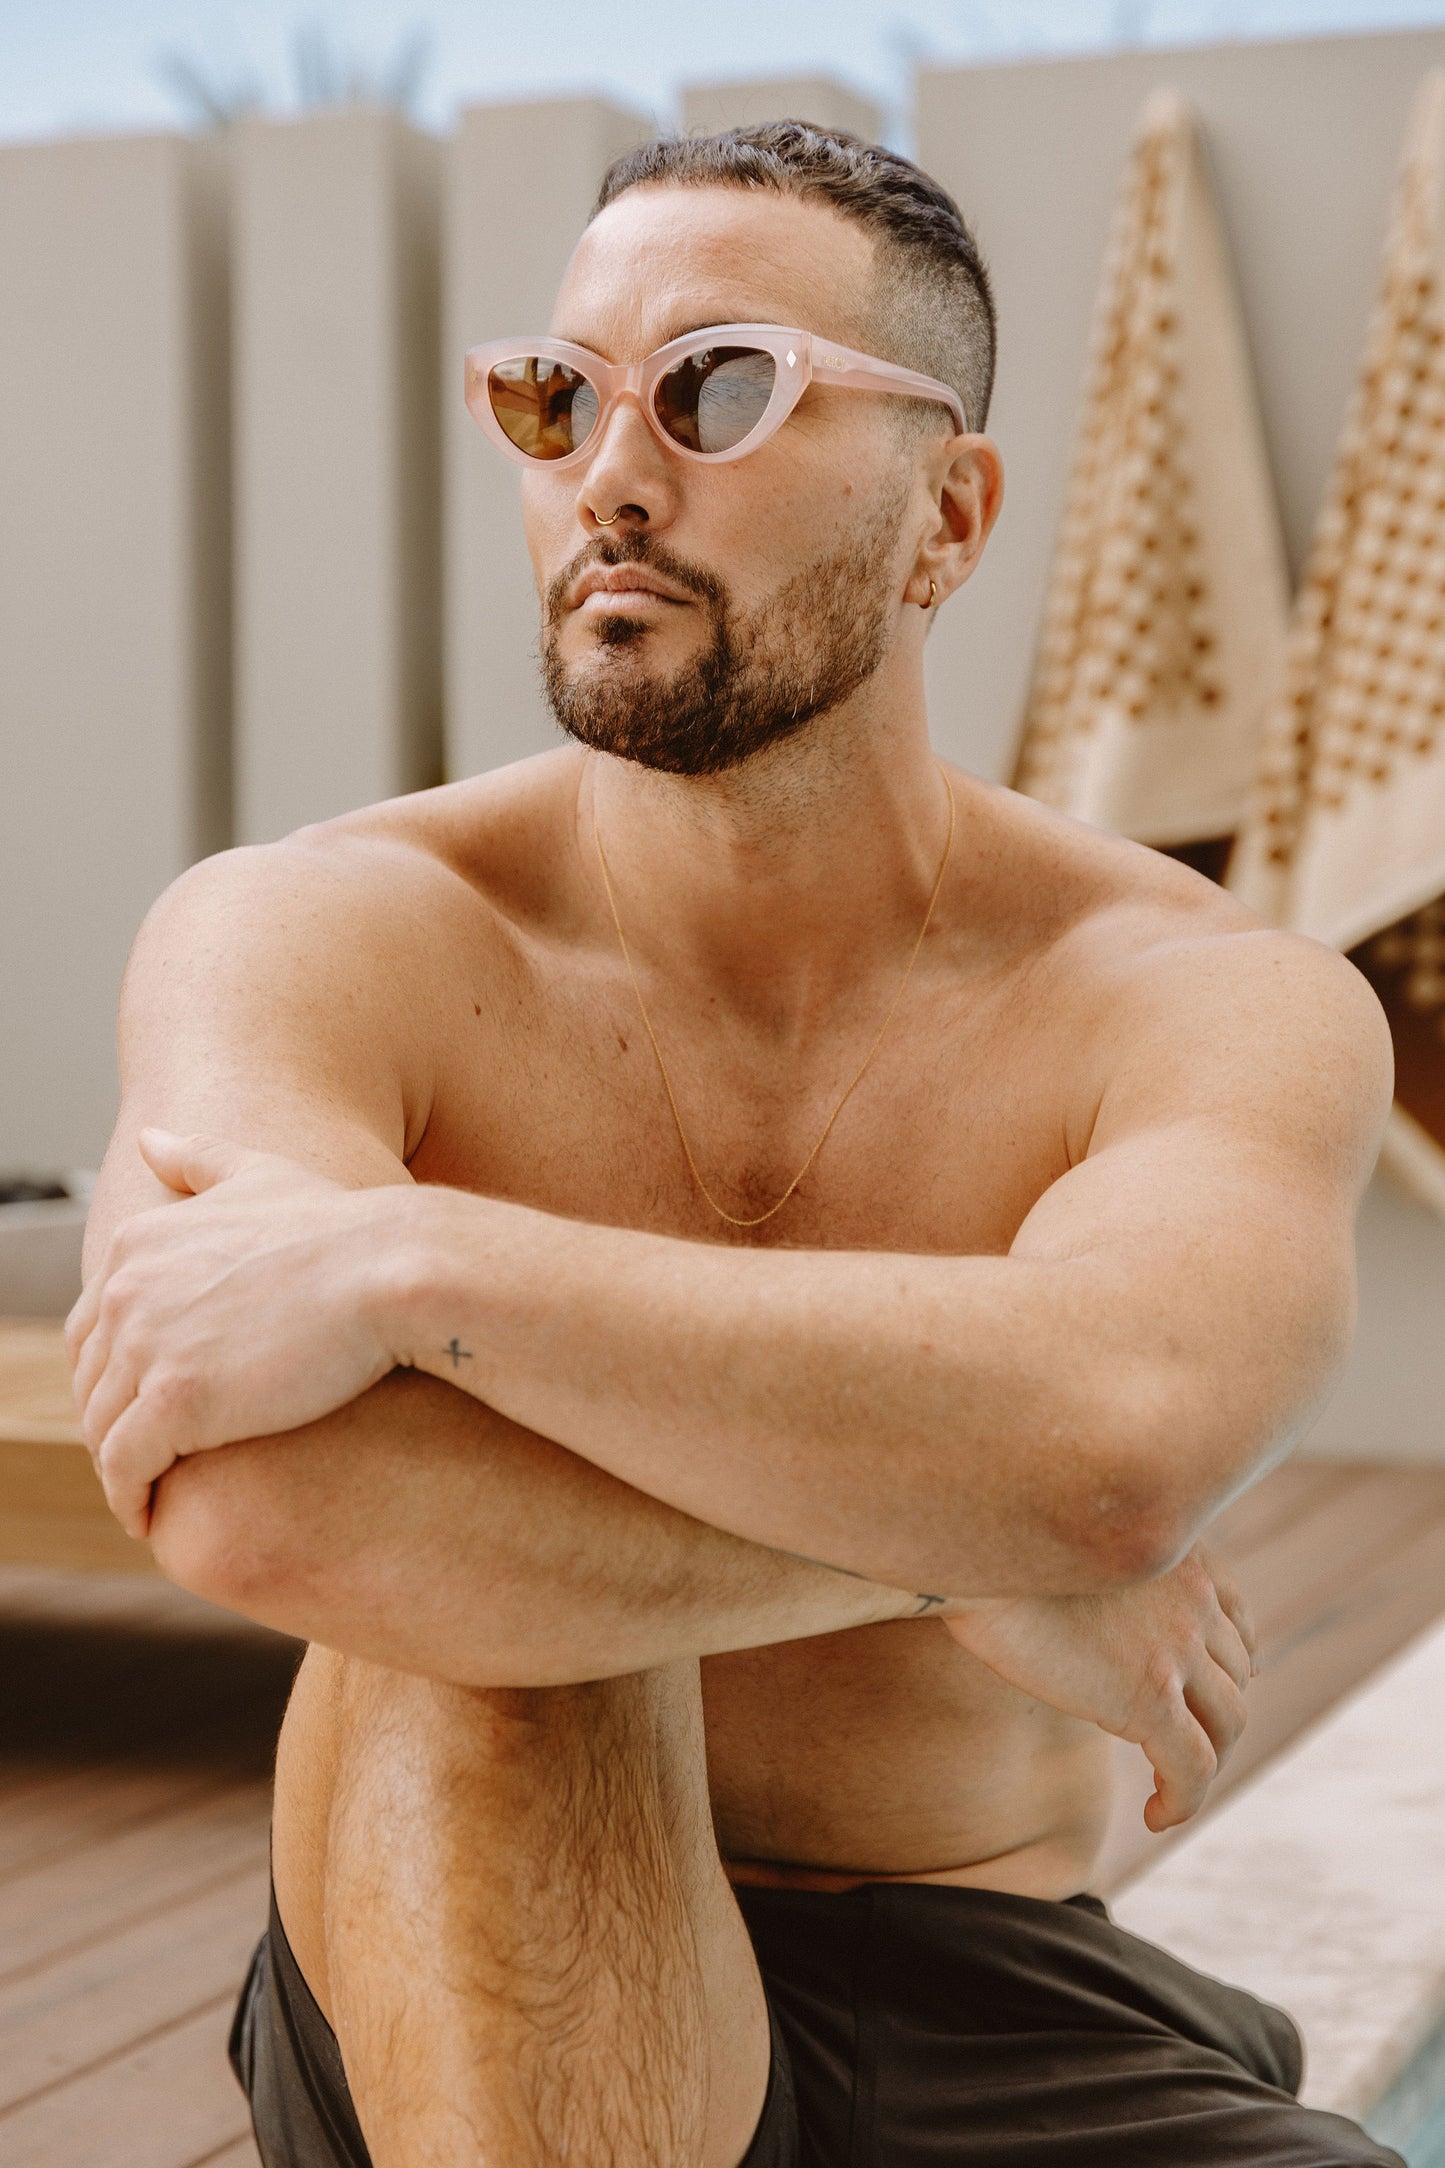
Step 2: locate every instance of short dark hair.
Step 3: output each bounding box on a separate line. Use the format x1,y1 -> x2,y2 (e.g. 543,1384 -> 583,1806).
591,120 -> 996,435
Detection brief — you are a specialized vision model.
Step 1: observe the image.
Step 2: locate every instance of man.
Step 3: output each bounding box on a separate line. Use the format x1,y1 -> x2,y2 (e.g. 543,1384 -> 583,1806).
70,124 -> 1398,2166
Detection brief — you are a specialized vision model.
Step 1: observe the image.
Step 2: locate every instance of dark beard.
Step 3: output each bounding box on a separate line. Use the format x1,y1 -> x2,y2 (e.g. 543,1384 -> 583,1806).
540,509 -> 905,778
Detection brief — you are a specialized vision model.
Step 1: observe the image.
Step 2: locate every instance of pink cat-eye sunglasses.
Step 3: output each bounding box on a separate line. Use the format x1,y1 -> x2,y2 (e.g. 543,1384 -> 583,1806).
464,322 -> 968,470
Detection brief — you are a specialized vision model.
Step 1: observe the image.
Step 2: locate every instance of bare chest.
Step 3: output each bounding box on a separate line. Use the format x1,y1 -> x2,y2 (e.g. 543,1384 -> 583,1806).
406,934 -> 1077,1256
398,912 -> 1109,1883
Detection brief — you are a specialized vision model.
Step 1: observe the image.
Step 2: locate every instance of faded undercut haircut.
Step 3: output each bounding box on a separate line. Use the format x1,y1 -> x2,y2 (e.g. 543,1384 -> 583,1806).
591,120 -> 996,436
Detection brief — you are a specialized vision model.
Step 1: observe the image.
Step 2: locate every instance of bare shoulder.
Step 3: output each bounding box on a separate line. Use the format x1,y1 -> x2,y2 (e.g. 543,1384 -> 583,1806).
119,750 -> 585,1140
973,779 -> 1395,1184
129,751 -> 581,1011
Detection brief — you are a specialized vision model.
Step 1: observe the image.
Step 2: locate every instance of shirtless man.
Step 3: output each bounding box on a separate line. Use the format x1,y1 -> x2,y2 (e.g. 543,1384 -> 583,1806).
69,124 -> 1399,2167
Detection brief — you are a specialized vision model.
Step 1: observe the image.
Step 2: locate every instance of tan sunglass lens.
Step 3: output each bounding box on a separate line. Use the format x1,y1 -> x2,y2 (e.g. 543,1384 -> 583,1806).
655,347 -> 776,454
488,357 -> 600,460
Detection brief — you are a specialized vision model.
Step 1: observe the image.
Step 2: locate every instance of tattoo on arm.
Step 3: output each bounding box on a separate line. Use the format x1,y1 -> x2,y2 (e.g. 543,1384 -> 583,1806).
780,1550 -> 948,1616
442,1338 -> 474,1370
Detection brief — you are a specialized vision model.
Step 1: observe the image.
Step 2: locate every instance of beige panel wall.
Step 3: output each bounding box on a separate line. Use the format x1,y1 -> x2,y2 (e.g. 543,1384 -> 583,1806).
917,29 -> 1445,1461
233,109 -> 442,845
680,78 -> 880,138
444,99 -> 650,782
0,132 -> 229,1173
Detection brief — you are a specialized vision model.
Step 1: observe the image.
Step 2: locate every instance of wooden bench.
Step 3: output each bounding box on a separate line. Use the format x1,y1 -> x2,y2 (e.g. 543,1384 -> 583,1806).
0,1318 -> 154,1573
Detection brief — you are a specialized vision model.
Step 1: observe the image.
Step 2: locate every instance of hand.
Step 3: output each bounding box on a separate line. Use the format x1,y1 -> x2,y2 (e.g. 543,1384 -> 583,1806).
68,1130 -> 404,1538
943,1547 -> 1257,1831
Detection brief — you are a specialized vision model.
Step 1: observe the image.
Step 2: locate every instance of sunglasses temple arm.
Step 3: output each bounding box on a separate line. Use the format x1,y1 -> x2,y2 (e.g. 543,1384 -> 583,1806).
816,354 -> 968,436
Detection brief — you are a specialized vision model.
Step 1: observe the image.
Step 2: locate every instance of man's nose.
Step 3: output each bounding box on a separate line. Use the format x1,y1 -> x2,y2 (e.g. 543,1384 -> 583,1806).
577,394 -> 680,534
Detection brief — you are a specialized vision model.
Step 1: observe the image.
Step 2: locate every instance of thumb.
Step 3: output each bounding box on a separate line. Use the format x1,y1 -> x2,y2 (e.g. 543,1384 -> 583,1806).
137,1127 -> 264,1197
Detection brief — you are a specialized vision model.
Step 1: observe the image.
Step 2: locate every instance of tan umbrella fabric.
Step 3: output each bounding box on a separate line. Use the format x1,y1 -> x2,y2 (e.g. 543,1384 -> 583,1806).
1013,89 -> 1289,852
1230,73 -> 1445,1214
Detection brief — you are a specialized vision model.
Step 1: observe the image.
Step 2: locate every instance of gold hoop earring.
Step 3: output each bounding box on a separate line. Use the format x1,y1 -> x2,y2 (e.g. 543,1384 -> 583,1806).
925,579 -> 938,608
595,508 -> 620,527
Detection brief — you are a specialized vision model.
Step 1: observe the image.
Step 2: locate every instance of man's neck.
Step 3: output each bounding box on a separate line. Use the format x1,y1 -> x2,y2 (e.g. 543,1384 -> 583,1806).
578,684 -> 958,1034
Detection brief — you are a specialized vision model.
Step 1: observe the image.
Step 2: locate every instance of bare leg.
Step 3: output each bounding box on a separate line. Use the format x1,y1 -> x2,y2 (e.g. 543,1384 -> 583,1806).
271,1646 -> 772,2168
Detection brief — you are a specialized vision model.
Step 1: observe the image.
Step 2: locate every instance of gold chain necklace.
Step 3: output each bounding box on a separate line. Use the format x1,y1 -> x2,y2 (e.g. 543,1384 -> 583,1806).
592,767 -> 957,1229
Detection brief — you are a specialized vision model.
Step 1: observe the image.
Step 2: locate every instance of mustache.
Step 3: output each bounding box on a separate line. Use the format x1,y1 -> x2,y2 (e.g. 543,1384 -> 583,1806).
544,532 -> 726,625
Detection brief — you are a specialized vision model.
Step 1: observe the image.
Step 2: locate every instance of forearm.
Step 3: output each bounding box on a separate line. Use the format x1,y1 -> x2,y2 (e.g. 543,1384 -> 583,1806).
148,1368 -> 929,1686
391,1193 -> 1169,1600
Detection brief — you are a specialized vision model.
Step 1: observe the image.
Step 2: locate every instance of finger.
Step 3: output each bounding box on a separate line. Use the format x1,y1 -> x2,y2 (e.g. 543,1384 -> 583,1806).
71,1272 -> 133,1415
1219,1580 -> 1260,1677
80,1351 -> 142,1469
1202,1604 -> 1254,1696
137,1128 -> 260,1197
1141,1701 -> 1219,1831
1181,1658 -> 1248,1773
96,1396 -> 185,1538
65,1275 -> 103,1369
1197,1547 -> 1258,1673
69,1296 -> 116,1416
103,1469 -> 157,1543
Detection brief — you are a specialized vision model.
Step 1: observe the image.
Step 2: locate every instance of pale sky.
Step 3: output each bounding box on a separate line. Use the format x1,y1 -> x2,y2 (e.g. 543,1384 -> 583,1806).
2,0 -> 1443,145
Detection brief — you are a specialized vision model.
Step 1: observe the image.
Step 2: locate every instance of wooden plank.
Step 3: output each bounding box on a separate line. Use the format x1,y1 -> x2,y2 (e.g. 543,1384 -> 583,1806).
0,1783 -> 272,1983
0,1319 -> 158,1572
0,1996 -> 252,2168
1240,1501 -> 1445,1768
1231,1464 -> 1445,1641
0,1552 -> 289,2158
0,1498 -> 159,1573
1206,1459 -> 1361,1562
0,1767 -> 224,1884
0,1319 -> 80,1442
0,1862 -> 268,2112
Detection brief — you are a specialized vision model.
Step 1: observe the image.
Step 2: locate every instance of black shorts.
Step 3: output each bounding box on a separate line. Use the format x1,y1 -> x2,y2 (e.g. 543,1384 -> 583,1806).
231,1877 -> 1404,2165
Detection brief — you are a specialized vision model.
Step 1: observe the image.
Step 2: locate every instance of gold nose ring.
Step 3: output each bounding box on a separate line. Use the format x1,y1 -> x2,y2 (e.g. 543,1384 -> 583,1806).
595,508 -> 621,526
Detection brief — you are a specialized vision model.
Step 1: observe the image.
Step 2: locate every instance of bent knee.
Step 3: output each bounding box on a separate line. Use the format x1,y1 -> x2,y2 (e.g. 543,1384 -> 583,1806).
336,1660 -> 662,1757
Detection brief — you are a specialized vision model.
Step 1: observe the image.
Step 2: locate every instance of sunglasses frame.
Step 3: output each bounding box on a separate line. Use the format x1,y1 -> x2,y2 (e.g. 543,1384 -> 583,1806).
464,322 -> 968,470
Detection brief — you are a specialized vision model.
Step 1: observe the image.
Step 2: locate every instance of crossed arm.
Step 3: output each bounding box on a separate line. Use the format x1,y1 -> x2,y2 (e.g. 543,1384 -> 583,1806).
72,845 -> 949,1682
68,847 -> 1392,1824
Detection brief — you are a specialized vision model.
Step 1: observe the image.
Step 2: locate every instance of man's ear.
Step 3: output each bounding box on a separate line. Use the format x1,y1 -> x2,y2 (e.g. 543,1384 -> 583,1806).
917,434 -> 1004,608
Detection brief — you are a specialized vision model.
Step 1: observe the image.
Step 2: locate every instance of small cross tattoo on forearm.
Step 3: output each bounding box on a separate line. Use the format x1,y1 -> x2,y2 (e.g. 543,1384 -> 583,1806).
443,1337 -> 473,1370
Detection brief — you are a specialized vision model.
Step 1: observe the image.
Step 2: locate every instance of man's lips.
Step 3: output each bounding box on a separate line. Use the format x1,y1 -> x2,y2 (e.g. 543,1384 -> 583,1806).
570,564 -> 692,615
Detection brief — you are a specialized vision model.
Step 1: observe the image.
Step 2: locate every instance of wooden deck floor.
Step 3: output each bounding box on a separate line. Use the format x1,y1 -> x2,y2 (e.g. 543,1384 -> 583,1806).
0,1567 -> 295,2168
2,1458 -> 1444,2167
